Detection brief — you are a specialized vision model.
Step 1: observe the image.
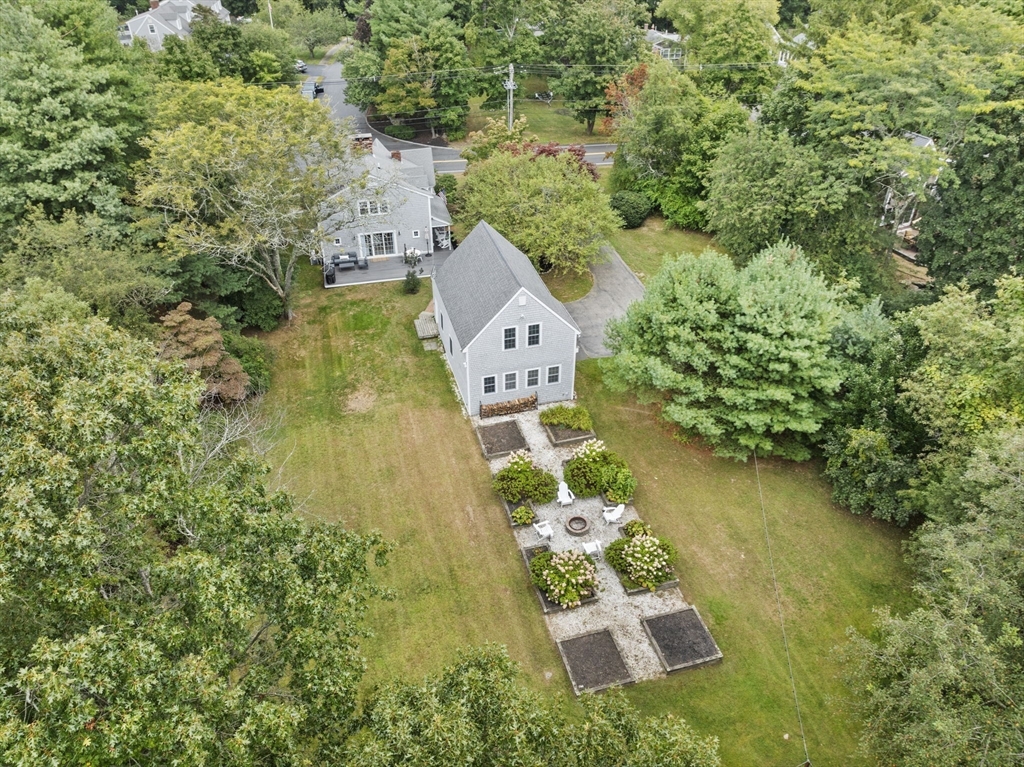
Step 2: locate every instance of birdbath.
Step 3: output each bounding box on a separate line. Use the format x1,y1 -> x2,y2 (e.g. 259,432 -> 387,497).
565,515 -> 591,536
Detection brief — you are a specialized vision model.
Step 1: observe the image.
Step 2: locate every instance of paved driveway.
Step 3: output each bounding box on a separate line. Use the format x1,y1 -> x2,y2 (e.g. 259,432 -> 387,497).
566,247 -> 645,360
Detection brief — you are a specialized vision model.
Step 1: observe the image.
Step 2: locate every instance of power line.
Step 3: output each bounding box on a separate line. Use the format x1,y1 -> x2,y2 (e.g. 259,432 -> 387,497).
752,450 -> 812,767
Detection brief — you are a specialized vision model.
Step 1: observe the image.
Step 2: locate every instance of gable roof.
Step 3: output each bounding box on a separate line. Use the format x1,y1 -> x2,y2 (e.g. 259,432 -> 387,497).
433,221 -> 580,346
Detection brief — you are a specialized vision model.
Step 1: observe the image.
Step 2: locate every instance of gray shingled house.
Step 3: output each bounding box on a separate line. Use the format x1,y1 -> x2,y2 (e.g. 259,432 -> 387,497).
432,222 -> 580,415
321,137 -> 451,275
118,0 -> 230,51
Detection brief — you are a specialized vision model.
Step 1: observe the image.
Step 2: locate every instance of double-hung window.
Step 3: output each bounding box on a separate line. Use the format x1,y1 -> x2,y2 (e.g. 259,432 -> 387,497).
504,372 -> 517,391
357,200 -> 389,216
527,323 -> 541,347
526,368 -> 540,387
503,327 -> 517,350
483,376 -> 496,394
547,365 -> 560,384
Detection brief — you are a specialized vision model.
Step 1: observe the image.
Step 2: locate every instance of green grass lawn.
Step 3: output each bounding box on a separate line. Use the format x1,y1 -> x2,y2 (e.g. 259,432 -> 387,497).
261,265 -> 564,690
608,217 -> 722,283
574,362 -> 913,766
261,267 -> 911,765
541,268 -> 594,302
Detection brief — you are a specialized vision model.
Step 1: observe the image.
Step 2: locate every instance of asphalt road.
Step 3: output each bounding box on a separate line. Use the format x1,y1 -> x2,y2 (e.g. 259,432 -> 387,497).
308,60 -> 617,175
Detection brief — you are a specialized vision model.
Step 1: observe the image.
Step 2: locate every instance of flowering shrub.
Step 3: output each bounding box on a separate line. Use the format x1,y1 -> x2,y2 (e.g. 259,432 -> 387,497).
529,550 -> 598,608
493,451 -> 558,504
511,505 -> 535,525
564,439 -> 632,499
605,535 -> 677,591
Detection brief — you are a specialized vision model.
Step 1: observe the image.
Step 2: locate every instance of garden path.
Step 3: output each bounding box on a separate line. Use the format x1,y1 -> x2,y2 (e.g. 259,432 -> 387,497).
475,407 -> 688,689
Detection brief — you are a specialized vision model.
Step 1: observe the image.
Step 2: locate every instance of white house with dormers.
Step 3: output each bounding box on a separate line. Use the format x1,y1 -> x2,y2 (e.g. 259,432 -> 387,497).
118,0 -> 230,51
432,222 -> 580,415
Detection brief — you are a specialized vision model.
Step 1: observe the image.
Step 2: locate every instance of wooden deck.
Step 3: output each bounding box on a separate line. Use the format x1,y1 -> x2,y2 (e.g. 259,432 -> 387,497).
323,249 -> 451,288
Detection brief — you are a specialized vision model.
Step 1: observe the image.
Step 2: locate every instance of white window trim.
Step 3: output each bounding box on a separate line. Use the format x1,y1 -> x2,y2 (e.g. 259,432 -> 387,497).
357,199 -> 389,217
411,229 -> 420,238
482,375 -> 496,395
359,231 -> 396,257
148,23 -> 156,33
546,365 -> 561,385
333,237 -> 342,246
526,368 -> 540,388
503,371 -> 518,392
502,325 -> 517,351
527,322 -> 542,348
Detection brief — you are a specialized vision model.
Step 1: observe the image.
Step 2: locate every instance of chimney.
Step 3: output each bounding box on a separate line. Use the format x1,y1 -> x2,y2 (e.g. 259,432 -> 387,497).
150,0 -> 159,8
391,150 -> 402,162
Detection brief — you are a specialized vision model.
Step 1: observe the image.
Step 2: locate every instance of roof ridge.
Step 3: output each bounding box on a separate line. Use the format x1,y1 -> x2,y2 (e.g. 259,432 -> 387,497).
479,222 -> 522,289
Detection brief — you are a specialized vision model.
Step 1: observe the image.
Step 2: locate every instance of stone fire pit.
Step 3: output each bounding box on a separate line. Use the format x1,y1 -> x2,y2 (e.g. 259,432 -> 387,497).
565,515 -> 591,536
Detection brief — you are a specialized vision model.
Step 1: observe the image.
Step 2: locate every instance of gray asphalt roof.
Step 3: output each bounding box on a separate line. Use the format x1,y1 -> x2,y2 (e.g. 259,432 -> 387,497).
433,221 -> 580,347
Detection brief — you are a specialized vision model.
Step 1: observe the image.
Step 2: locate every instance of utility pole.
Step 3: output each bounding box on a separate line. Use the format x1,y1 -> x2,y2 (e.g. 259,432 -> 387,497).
267,0 -> 274,28
503,63 -> 516,132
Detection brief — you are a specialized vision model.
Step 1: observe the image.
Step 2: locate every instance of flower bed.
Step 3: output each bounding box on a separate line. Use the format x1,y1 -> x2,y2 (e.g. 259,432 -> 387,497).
501,497 -> 535,527
493,450 -> 558,505
563,439 -> 637,503
606,522 -> 678,593
529,549 -> 599,609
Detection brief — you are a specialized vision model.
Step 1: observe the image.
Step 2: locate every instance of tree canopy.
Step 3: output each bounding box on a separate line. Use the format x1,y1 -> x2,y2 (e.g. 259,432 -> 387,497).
604,242 -> 844,460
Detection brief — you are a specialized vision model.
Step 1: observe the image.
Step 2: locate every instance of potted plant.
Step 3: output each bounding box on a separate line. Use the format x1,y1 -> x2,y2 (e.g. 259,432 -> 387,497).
529,549 -> 599,608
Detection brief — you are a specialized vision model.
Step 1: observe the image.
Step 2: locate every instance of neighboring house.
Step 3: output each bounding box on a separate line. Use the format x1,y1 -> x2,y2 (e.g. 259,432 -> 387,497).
432,221 -> 580,416
882,132 -> 940,238
321,136 -> 452,267
644,27 -> 683,61
118,0 -> 230,51
770,26 -> 816,67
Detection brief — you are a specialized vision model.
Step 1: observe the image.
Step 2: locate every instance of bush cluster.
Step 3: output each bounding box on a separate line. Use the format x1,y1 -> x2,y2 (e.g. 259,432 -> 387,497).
609,190 -> 653,229
493,451 -> 558,504
605,534 -> 677,591
529,550 -> 598,608
384,124 -> 415,140
223,332 -> 273,395
563,439 -> 636,501
540,404 -> 593,432
511,505 -> 535,525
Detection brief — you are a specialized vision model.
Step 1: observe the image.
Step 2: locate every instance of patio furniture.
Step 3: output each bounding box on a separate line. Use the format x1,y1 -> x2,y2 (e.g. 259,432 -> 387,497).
557,482 -> 575,507
602,504 -> 625,525
582,540 -> 603,560
533,520 -> 554,540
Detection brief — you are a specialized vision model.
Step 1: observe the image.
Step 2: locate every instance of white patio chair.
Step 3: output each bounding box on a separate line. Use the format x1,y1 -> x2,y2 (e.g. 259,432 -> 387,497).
602,504 -> 625,525
557,481 -> 575,507
533,520 -> 554,540
582,540 -> 603,560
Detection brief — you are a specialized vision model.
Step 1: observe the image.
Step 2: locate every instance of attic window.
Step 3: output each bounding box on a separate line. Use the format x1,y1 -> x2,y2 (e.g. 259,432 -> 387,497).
357,200 -> 389,216
148,23 -> 156,33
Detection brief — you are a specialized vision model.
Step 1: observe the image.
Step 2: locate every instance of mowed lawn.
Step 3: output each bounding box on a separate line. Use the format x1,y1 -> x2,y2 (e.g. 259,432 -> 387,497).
261,264 -> 563,689
608,217 -> 722,283
574,362 -> 913,766
262,264 -> 912,765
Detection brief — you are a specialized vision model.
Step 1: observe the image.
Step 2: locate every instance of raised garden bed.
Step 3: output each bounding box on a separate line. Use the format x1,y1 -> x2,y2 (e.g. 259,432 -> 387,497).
501,497 -> 534,527
602,491 -> 634,507
476,419 -> 528,459
543,422 -> 597,447
557,629 -> 634,695
642,607 -> 723,673
613,569 -> 679,596
521,544 -> 598,614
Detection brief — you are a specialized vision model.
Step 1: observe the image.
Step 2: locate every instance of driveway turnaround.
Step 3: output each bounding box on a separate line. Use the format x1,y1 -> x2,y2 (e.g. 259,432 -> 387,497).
565,247 -> 645,359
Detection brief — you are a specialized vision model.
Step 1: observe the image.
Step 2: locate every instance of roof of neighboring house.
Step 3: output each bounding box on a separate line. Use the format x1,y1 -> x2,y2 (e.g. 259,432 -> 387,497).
121,0 -> 229,49
433,221 -> 580,346
645,28 -> 682,47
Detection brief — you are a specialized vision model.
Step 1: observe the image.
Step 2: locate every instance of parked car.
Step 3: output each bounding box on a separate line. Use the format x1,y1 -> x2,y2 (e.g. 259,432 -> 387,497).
313,79 -> 324,95
295,59 -> 307,73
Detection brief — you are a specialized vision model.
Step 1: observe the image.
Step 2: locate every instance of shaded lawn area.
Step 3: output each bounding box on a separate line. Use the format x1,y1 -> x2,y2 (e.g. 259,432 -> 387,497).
608,216 -> 722,283
541,268 -> 594,303
574,362 -> 913,766
260,263 -> 563,690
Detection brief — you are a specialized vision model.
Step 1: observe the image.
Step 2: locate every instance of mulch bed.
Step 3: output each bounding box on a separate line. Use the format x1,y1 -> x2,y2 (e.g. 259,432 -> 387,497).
543,422 -> 597,447
642,608 -> 723,673
557,629 -> 634,695
476,419 -> 528,459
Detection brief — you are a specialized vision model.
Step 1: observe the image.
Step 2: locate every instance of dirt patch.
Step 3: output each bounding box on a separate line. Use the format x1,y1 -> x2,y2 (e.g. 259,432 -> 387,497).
557,629 -> 634,695
544,422 -> 597,446
476,419 -> 529,458
643,607 -> 722,673
345,388 -> 377,413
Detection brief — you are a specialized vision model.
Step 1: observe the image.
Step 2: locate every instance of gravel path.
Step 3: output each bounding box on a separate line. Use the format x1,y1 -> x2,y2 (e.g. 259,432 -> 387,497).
475,406 -> 688,688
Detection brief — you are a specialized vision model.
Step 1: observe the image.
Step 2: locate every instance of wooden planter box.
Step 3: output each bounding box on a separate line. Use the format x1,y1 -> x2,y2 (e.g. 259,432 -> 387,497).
521,544 -> 599,614
614,569 -> 680,597
601,491 -> 633,507
542,422 -> 597,447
